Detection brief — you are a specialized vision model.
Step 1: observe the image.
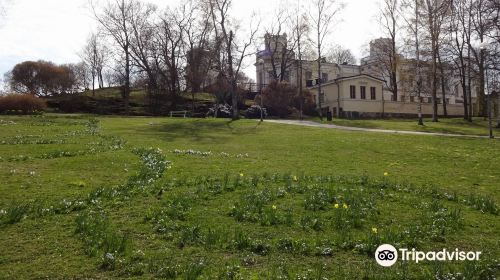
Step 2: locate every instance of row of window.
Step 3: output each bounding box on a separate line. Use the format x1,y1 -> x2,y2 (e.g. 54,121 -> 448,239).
262,71 -> 330,84
407,96 -> 450,104
350,85 -> 377,100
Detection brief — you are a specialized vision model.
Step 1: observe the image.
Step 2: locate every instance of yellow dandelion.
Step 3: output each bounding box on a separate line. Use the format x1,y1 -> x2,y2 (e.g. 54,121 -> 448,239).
372,227 -> 378,234
334,203 -> 339,209
384,172 -> 389,176
272,205 -> 277,210
239,173 -> 244,177
343,203 -> 348,209
293,175 -> 298,181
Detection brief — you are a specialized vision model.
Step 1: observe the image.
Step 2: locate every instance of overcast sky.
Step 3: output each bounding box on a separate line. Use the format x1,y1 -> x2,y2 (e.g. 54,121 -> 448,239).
0,0 -> 384,89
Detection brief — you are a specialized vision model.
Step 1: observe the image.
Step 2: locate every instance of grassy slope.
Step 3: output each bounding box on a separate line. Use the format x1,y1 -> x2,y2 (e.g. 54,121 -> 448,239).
0,115 -> 499,279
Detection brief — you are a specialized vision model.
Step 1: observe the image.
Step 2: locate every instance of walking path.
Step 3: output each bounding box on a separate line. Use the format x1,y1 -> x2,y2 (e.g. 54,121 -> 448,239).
265,119 -> 493,139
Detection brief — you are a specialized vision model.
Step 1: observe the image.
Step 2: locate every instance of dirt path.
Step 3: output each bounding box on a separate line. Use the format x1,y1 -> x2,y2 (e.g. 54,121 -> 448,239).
265,119 -> 494,139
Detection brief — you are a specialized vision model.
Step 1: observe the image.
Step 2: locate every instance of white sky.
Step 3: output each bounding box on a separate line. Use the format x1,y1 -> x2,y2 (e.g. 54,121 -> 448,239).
0,0 -> 384,88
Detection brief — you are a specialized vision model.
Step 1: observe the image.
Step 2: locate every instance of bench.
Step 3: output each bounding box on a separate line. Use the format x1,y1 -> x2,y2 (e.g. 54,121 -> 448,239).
169,111 -> 190,118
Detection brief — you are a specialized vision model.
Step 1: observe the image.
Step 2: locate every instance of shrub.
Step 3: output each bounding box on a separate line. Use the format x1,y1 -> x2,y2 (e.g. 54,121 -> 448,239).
292,88 -> 317,116
260,81 -> 297,118
0,94 -> 47,114
245,105 -> 268,119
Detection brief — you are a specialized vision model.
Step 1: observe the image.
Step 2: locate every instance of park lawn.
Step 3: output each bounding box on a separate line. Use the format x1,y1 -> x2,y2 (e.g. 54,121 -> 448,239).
311,117 -> 500,137
0,114 -> 499,279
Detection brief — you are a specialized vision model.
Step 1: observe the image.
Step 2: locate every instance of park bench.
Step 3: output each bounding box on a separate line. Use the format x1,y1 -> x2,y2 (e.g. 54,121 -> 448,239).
169,110 -> 190,118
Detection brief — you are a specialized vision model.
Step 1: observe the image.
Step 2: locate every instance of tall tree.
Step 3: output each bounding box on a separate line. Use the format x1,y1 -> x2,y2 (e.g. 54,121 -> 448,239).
81,33 -> 108,96
421,0 -> 449,122
92,0 -> 135,114
449,0 -> 471,121
468,0 -> 489,117
209,0 -> 259,120
291,2 -> 310,119
309,0 -> 343,120
401,0 -> 424,125
327,44 -> 356,65
380,0 -> 400,102
264,8 -> 298,83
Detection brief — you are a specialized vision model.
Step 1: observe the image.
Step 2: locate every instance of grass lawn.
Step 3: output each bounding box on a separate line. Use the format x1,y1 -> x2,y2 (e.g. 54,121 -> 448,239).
311,117 -> 500,137
0,114 -> 499,279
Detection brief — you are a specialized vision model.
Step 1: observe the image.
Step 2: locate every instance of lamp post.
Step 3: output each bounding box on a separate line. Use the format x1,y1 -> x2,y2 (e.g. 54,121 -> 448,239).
479,42 -> 494,139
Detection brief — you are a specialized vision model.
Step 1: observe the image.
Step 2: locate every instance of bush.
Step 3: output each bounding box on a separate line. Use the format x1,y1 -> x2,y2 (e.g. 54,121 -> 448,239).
292,89 -> 317,116
245,105 -> 267,119
260,81 -> 297,118
0,94 -> 47,114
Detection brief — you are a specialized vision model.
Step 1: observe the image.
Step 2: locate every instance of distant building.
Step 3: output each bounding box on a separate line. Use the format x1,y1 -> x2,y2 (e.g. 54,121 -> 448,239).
255,34 -> 478,118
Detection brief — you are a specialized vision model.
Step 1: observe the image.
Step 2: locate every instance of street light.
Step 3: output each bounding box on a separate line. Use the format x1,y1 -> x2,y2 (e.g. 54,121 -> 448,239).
479,42 -> 494,139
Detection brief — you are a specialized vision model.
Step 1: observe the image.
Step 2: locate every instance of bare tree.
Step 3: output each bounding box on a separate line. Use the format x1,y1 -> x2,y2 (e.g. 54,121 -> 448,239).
290,2 -> 310,119
448,0 -> 471,121
327,44 -> 356,65
309,0 -> 343,120
81,33 -> 108,96
468,0 -> 490,117
379,0 -> 400,102
421,0 -> 450,122
209,0 -> 259,120
263,8 -> 298,83
184,1 -> 213,112
127,1 -> 161,112
401,0 -> 424,125
92,0 -> 136,114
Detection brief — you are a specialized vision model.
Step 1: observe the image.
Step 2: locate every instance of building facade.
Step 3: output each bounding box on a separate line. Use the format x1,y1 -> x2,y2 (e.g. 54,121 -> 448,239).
255,35 -> 477,118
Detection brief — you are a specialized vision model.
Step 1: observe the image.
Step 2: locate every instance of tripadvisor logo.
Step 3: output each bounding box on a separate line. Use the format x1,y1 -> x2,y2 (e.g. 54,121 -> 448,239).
374,244 -> 482,267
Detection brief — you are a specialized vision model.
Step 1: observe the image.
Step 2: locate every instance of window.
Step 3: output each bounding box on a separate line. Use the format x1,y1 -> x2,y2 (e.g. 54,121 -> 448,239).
370,87 -> 376,100
350,85 -> 356,99
322,73 -> 329,82
360,86 -> 366,99
410,96 -> 415,102
319,92 -> 325,104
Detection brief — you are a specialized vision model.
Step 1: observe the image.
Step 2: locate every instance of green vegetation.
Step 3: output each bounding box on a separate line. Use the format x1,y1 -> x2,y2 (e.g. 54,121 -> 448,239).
0,115 -> 499,279
313,117 -> 500,137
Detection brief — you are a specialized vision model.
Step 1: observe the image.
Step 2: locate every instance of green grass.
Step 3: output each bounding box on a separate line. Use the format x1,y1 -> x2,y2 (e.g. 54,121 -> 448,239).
311,117 -> 500,136
0,114 -> 499,279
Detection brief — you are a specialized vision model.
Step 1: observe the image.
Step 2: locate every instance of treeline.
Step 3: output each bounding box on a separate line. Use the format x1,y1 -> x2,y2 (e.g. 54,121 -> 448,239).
375,0 -> 499,123
82,0 -> 260,116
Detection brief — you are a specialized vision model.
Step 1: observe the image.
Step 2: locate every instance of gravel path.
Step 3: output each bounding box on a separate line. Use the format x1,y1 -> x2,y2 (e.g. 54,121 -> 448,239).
265,119 -> 494,139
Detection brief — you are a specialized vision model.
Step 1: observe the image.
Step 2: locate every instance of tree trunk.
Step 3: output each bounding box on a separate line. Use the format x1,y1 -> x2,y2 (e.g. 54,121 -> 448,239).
391,35 -> 398,101
437,52 -> 447,117
467,45 -> 473,120
228,31 -> 239,120
124,46 -> 131,115
431,41 -> 438,122
478,49 -> 486,118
